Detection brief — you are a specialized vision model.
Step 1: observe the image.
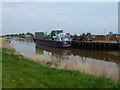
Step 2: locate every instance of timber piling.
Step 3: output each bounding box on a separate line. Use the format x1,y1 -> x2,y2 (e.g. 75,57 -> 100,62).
72,40 -> 120,51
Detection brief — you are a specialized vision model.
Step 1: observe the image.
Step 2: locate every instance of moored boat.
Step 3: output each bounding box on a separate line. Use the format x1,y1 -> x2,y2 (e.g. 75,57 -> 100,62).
33,30 -> 72,47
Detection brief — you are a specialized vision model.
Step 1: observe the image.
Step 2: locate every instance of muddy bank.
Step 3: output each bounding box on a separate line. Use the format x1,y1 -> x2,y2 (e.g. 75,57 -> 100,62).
0,37 -> 15,50
104,51 -> 120,57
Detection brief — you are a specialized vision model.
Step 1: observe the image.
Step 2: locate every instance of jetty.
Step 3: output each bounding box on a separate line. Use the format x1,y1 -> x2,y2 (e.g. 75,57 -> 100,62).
72,40 -> 120,51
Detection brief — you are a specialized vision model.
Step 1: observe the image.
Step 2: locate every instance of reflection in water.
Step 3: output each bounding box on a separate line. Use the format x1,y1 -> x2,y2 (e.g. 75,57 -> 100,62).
11,40 -> 120,82
36,44 -> 71,64
35,44 -> 120,82
36,45 -> 119,81
71,49 -> 120,64
36,44 -> 72,56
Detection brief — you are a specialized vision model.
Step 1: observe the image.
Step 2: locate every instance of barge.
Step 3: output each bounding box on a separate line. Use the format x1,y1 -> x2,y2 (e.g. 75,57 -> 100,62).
33,30 -> 72,47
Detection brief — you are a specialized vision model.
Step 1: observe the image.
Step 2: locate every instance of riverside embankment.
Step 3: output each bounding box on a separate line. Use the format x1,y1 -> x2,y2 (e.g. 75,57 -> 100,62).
1,37 -> 120,88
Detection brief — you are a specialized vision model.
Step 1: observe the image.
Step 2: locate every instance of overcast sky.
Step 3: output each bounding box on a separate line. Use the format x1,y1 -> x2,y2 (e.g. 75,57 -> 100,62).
2,2 -> 118,35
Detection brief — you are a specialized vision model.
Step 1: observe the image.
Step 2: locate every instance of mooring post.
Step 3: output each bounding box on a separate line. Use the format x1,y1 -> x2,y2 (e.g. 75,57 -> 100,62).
103,43 -> 106,51
91,43 -> 93,50
108,43 -> 111,51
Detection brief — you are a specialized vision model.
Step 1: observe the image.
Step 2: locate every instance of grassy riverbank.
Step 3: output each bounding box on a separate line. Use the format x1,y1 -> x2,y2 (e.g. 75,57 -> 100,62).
1,37 -> 120,88
2,48 -> 120,88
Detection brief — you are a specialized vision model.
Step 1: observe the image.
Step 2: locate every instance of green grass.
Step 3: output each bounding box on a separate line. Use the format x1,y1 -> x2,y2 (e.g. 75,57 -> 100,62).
0,48 -> 2,89
2,48 -> 120,88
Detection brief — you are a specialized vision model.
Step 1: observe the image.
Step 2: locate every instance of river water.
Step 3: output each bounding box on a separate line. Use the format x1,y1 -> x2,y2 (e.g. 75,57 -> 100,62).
11,39 -> 120,82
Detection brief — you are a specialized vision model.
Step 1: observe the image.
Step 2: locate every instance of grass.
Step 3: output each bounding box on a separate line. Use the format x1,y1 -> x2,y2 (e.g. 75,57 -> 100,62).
0,48 -> 2,89
2,48 -> 120,88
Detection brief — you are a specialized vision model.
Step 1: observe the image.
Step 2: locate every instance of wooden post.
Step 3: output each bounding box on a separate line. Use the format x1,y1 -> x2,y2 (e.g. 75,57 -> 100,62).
103,43 -> 106,51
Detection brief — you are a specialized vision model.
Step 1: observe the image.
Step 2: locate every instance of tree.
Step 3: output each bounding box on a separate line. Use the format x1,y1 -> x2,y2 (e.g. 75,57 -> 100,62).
21,33 -> 25,35
19,33 -> 23,37
108,32 -> 113,36
26,32 -> 34,37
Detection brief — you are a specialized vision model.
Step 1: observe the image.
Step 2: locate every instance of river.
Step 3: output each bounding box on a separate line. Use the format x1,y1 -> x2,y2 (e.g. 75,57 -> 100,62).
11,39 -> 120,82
